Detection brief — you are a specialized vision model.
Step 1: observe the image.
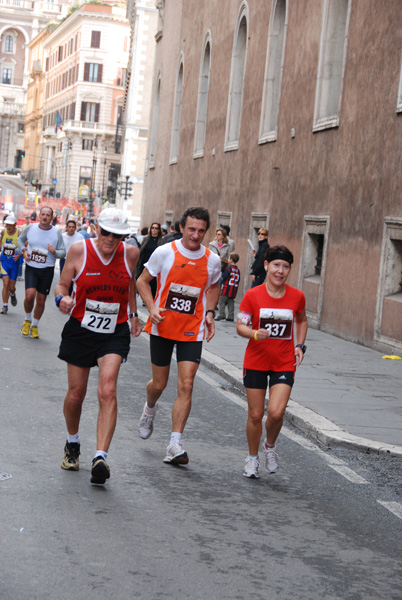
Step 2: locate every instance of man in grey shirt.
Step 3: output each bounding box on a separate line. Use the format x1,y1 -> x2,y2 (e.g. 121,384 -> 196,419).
18,205 -> 65,339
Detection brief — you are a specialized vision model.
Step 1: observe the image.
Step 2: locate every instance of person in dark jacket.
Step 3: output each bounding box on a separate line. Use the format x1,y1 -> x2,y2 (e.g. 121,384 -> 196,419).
135,222 -> 162,298
251,228 -> 269,287
159,220 -> 182,245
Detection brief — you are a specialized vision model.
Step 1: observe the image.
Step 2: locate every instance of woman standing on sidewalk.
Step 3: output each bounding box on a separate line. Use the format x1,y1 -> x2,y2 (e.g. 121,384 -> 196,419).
209,227 -> 231,274
236,246 -> 308,479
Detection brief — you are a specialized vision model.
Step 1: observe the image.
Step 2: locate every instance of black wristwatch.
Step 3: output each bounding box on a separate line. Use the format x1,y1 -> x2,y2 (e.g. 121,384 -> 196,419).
55,294 -> 63,307
205,309 -> 215,318
296,344 -> 307,354
129,312 -> 138,318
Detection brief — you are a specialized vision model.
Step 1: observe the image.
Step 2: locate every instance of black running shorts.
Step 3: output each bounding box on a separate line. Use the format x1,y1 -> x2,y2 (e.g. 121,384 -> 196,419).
150,334 -> 203,367
243,369 -> 294,390
58,317 -> 130,368
25,264 -> 55,295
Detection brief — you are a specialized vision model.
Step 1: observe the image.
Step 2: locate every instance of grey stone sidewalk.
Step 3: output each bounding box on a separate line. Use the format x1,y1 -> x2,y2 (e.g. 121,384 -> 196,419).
138,306 -> 402,458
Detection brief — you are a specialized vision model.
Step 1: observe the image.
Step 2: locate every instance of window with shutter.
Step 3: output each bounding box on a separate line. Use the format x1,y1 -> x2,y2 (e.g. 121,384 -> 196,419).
91,31 -> 101,49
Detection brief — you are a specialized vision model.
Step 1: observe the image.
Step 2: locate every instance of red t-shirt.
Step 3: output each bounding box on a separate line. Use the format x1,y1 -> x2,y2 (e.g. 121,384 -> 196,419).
239,284 -> 305,372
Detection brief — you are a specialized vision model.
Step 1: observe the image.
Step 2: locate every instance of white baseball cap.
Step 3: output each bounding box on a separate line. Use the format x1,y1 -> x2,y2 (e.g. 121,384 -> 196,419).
4,215 -> 16,225
97,208 -> 131,235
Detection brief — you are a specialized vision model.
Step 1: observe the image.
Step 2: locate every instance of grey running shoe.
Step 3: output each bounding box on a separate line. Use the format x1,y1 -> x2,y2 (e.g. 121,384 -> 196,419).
1,305 -> 8,314
243,455 -> 260,478
91,457 -> 110,484
61,442 -> 80,471
262,441 -> 279,473
138,402 -> 157,439
163,440 -> 189,465
10,294 -> 17,307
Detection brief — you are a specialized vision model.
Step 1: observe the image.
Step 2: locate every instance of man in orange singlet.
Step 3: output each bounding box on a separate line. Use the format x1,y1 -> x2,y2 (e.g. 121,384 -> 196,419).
55,208 -> 142,485
136,206 -> 221,465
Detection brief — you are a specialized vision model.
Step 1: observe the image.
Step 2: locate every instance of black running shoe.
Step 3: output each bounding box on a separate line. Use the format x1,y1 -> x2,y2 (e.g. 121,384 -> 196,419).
61,442 -> 80,471
91,457 -> 110,484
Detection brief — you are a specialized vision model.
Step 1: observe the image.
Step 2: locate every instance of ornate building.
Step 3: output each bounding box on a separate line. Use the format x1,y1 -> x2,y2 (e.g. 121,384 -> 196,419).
0,0 -> 74,169
24,2 -> 130,208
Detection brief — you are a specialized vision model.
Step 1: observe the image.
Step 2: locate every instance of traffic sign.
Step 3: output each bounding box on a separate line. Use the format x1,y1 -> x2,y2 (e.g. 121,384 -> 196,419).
52,179 -> 57,185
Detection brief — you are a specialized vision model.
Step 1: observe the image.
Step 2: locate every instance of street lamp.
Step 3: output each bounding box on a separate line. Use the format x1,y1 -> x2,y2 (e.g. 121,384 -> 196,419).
89,143 -> 97,218
102,149 -> 107,200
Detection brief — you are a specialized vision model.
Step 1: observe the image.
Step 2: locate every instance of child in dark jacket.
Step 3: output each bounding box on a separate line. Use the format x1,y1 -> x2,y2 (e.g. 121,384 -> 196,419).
216,253 -> 240,321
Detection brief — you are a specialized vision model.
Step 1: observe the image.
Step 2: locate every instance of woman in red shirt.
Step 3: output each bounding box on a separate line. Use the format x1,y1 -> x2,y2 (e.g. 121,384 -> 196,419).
237,246 -> 308,479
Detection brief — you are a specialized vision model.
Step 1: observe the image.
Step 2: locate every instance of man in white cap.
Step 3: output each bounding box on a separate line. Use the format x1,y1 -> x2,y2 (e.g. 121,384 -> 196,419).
18,205 -> 65,338
0,214 -> 23,314
54,207 -> 142,485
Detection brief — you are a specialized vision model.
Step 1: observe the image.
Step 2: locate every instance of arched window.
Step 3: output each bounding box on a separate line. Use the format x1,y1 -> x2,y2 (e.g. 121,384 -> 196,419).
149,75 -> 161,168
194,33 -> 212,158
313,0 -> 352,131
5,35 -> 13,53
170,56 -> 184,164
259,0 -> 287,143
225,2 -> 248,151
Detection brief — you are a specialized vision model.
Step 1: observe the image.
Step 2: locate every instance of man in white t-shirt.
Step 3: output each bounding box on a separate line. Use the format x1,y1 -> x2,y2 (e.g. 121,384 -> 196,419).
60,218 -> 83,274
18,206 -> 65,339
136,206 -> 221,465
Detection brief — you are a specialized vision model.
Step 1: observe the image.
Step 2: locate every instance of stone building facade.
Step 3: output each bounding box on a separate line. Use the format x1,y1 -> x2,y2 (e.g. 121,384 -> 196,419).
141,0 -> 402,353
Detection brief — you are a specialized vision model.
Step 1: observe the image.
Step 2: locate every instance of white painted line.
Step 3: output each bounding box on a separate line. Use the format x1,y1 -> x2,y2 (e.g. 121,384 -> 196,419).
283,427 -> 369,484
377,501 -> 402,520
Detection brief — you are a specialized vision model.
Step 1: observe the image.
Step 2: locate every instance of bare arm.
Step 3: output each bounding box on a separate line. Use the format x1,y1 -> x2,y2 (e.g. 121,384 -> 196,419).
204,281 -> 220,342
136,267 -> 166,325
125,245 -> 142,337
54,242 -> 84,314
294,308 -> 308,367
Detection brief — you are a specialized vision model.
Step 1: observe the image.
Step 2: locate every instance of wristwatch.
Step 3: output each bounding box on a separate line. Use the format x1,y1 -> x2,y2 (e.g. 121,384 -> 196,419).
55,294 -> 63,307
296,344 -> 307,354
205,309 -> 215,318
129,312 -> 138,318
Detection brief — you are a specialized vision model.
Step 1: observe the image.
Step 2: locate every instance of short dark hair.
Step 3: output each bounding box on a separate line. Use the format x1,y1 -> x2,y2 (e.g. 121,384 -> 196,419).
141,227 -> 148,235
229,253 -> 239,264
174,220 -> 181,233
40,206 -> 54,218
180,206 -> 210,230
222,225 -> 230,236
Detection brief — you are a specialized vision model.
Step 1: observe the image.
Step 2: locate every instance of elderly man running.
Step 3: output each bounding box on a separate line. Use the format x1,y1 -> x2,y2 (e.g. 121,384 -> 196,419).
55,208 -> 142,485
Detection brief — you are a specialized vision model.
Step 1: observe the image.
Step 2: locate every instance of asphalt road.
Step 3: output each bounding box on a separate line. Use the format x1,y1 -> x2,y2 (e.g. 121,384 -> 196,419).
1,284 -> 402,600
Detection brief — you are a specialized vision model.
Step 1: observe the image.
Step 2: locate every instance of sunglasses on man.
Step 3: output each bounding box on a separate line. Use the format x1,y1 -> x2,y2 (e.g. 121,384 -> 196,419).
99,227 -> 124,239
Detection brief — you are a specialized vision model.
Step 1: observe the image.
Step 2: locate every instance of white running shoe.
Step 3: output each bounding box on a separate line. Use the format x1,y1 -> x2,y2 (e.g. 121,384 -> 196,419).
138,402 -> 157,439
262,441 -> 279,473
163,439 -> 189,465
243,455 -> 260,479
